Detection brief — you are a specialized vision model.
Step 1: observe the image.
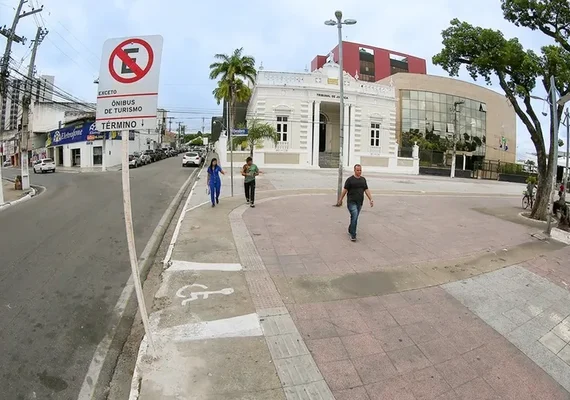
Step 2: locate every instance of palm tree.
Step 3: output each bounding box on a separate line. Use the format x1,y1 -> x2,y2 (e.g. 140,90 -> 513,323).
209,48 -> 257,134
243,119 -> 279,157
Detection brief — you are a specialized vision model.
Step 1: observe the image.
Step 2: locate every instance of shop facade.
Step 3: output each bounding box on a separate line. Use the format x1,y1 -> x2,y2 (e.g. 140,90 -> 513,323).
45,121 -> 160,169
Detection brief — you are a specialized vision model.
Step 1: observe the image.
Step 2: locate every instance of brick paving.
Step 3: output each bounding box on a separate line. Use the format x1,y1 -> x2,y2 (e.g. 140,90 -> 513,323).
524,247 -> 570,293
242,193 -> 570,399
286,288 -> 568,399
243,195 -> 536,277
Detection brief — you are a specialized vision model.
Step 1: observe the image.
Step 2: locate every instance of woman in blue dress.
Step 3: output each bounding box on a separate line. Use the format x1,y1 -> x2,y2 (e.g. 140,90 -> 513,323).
207,158 -> 225,207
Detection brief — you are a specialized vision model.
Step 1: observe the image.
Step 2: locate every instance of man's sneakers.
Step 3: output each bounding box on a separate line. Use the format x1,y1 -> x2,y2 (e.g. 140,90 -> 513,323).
350,236 -> 356,242
250,203 -> 255,208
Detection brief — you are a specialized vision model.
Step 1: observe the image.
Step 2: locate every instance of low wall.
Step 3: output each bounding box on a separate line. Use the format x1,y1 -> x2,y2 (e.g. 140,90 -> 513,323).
420,167 -> 472,178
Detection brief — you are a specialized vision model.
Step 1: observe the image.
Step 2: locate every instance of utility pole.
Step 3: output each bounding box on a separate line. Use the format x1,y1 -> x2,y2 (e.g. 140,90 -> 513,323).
167,116 -> 174,135
20,26 -> 47,191
202,117 -> 205,134
0,0 -> 42,202
177,121 -> 182,148
450,100 -> 464,178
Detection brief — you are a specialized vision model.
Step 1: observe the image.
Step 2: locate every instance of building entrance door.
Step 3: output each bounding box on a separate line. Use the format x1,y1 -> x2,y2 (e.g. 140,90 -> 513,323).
56,146 -> 63,166
72,148 -> 81,166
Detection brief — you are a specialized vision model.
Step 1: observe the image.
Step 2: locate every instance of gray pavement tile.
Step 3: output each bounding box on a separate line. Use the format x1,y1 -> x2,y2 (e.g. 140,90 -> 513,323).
266,332 -> 310,360
553,321 -> 570,342
261,314 -> 298,337
559,345 -> 570,365
274,355 -> 322,387
502,307 -> 532,325
486,313 -> 519,335
540,332 -> 568,355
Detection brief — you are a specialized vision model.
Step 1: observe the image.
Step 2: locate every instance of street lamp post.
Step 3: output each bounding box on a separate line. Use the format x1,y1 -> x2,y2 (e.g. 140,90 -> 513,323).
450,101 -> 464,178
325,11 -> 356,201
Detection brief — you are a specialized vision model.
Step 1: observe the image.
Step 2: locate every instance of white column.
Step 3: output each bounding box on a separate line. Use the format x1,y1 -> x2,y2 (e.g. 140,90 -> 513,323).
312,101 -> 321,167
463,154 -> 466,170
343,103 -> 350,167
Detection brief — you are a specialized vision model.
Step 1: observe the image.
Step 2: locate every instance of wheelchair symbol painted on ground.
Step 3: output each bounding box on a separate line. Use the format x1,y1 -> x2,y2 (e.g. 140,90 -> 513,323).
176,283 -> 234,305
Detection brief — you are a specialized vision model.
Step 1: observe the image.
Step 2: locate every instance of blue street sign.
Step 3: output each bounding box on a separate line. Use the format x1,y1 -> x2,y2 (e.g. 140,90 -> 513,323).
232,128 -> 248,136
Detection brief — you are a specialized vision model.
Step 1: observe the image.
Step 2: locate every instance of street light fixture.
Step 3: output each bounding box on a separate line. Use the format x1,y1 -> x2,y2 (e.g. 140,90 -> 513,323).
325,10 -> 357,203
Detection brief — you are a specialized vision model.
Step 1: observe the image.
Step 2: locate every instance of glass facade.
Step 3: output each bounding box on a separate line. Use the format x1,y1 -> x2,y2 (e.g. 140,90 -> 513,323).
400,90 -> 487,156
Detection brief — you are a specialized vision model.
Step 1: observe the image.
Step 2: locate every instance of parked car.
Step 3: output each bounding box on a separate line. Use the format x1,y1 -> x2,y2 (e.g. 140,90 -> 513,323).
134,152 -> 149,165
143,149 -> 157,162
182,152 -> 202,167
128,154 -> 141,168
2,160 -> 11,167
140,153 -> 151,165
33,158 -> 56,173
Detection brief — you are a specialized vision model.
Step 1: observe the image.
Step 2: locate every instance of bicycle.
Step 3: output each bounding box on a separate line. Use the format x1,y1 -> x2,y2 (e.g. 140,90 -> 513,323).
522,190 -> 534,210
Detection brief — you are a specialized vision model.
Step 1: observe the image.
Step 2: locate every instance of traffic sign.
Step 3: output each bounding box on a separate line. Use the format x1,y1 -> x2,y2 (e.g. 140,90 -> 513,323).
96,35 -> 163,132
232,128 -> 248,136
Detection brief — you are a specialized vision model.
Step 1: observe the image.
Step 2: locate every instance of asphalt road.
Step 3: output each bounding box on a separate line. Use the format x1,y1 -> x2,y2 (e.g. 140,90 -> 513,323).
0,157 -> 197,399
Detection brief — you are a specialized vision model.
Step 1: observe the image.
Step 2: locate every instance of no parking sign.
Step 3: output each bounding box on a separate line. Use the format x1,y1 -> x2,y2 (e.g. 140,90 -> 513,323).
96,35 -> 163,132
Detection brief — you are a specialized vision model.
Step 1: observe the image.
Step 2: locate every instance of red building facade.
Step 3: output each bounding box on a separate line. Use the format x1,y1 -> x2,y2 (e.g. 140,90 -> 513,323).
310,41 -> 427,82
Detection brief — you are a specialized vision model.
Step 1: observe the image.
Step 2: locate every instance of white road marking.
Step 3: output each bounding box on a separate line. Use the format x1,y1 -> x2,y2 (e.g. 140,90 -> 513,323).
168,260 -> 243,271
176,283 -> 235,305
157,313 -> 262,342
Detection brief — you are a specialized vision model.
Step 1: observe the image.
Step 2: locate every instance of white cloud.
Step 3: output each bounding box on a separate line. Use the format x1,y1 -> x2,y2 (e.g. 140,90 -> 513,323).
0,0 -> 562,155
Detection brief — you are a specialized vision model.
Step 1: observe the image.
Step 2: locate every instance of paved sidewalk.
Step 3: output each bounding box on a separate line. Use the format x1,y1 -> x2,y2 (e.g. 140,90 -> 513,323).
130,167 -> 570,399
1,180 -> 24,204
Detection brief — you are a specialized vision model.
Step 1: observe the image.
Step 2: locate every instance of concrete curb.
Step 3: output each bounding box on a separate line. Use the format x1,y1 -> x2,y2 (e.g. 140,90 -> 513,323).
0,179 -> 39,212
77,166 -> 201,400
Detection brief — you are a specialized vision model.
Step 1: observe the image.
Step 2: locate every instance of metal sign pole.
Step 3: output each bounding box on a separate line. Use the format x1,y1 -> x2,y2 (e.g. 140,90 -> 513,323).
228,99 -> 233,197
121,132 -> 155,356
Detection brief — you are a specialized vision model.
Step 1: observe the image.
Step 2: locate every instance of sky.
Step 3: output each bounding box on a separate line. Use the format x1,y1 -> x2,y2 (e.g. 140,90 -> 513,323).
0,0 -> 562,160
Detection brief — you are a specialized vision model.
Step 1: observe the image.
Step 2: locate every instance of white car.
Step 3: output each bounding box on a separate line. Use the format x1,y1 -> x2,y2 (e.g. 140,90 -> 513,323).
33,158 -> 56,173
182,152 -> 201,167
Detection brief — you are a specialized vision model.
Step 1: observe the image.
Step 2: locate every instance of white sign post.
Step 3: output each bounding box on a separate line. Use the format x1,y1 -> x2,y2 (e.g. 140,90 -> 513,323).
96,35 -> 163,357
96,35 -> 163,132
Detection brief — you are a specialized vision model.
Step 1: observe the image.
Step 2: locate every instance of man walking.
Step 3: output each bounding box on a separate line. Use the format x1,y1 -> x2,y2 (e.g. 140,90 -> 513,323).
242,156 -> 259,208
337,164 -> 373,241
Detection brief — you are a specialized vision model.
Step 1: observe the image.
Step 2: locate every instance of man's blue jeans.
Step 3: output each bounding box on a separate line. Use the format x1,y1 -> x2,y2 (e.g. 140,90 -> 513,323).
347,201 -> 362,238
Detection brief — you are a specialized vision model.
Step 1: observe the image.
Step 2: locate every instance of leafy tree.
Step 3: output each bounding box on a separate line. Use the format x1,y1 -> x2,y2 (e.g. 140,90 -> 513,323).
191,137 -> 204,145
209,48 -> 256,134
502,0 -> 570,52
432,18 -> 570,220
239,119 -> 279,157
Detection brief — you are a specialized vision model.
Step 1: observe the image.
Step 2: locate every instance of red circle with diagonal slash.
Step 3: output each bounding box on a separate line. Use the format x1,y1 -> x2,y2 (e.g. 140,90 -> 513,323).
108,38 -> 154,84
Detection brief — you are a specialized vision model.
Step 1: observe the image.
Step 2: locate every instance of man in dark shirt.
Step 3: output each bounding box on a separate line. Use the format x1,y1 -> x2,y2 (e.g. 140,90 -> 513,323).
336,164 -> 373,241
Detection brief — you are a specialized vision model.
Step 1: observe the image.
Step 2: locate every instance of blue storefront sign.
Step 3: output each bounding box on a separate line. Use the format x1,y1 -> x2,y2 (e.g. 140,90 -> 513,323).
46,123 -> 135,147
46,122 -> 104,147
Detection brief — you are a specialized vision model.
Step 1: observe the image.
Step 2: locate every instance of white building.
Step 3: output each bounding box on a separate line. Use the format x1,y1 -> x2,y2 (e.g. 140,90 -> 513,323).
219,57 -> 418,173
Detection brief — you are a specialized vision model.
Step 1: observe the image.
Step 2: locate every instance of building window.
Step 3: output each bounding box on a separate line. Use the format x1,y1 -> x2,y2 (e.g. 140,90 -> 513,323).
370,122 -> 381,148
93,146 -> 103,165
276,116 -> 288,142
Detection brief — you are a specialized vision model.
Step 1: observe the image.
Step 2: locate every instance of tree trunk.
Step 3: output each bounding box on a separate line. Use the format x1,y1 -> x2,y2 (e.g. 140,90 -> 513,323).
530,114 -> 555,220
249,145 -> 254,158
